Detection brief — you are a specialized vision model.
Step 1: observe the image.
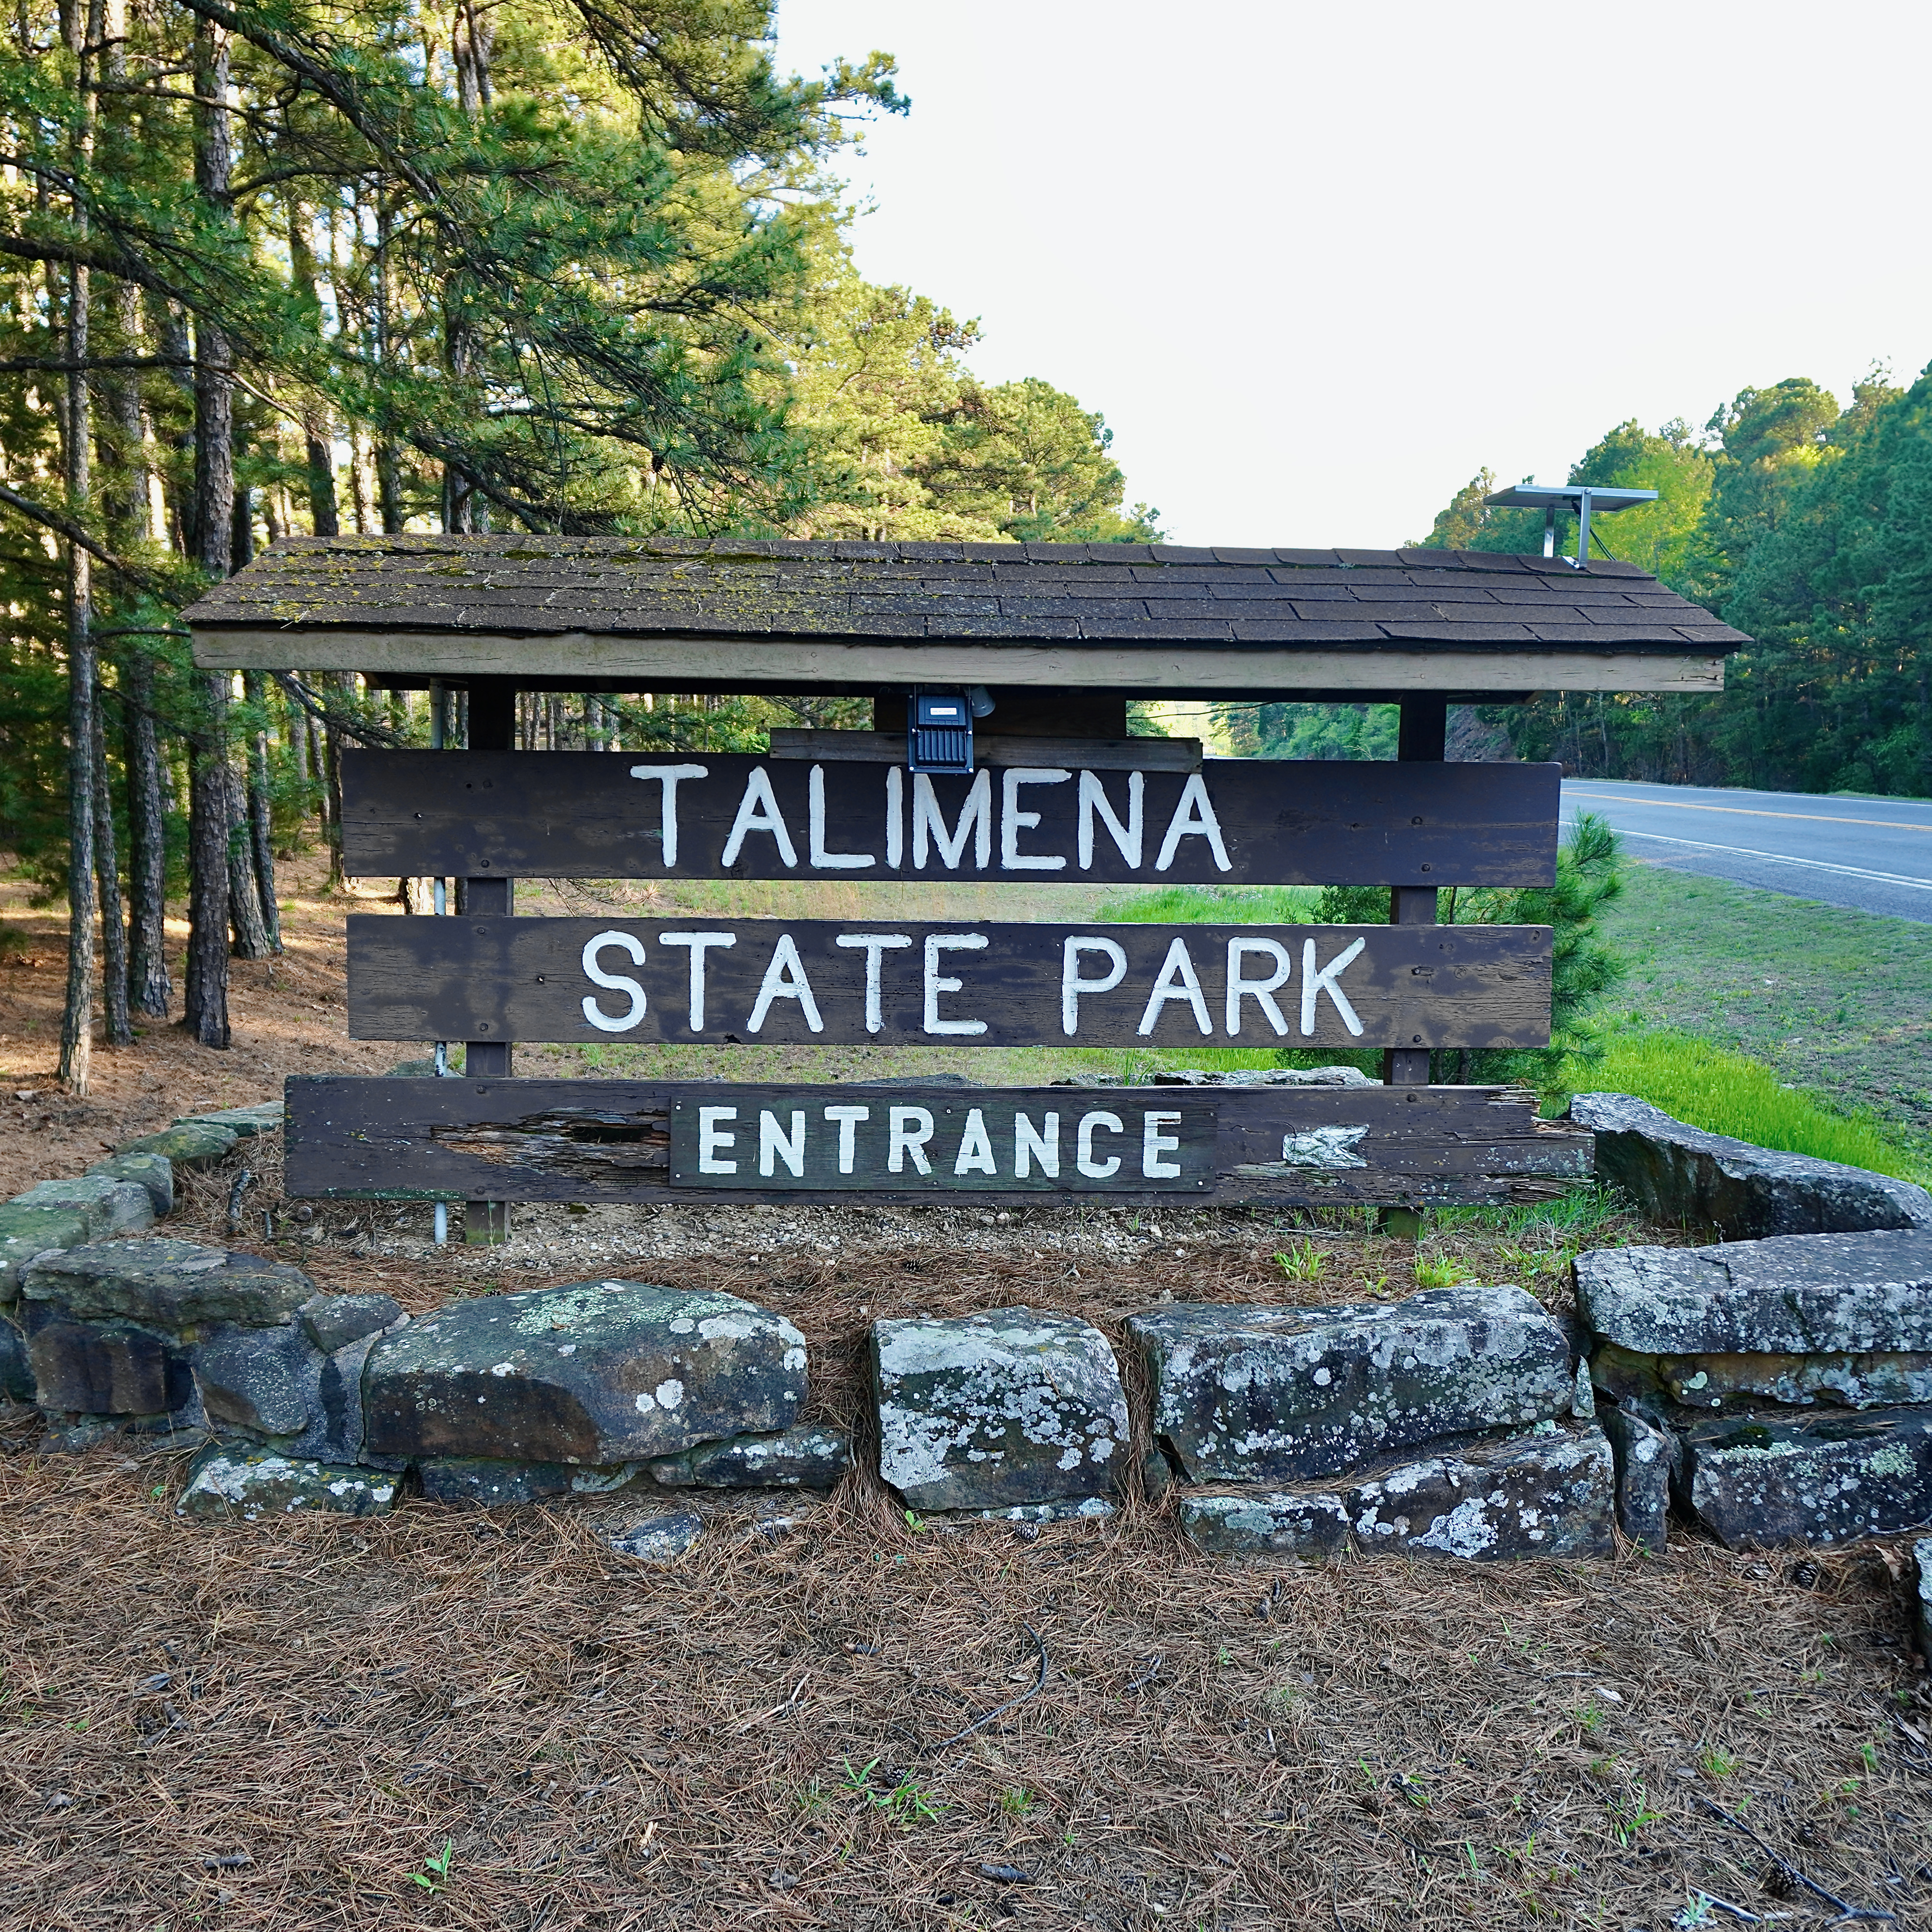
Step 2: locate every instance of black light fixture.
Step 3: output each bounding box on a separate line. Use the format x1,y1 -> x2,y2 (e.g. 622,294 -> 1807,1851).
1483,483 -> 1658,569
907,686 -> 994,773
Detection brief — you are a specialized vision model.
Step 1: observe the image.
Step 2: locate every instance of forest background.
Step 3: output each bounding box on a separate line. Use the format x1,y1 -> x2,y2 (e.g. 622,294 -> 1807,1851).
0,0 -> 1922,1102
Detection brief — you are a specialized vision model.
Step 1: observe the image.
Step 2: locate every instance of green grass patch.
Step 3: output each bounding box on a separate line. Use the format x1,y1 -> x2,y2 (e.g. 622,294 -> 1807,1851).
1569,1030 -> 1930,1185
1093,883 -> 1323,923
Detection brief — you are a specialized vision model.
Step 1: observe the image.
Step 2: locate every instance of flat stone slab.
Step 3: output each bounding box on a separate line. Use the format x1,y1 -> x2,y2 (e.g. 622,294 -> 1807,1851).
1594,1339 -> 1932,1413
364,1279 -> 806,1465
1179,1423 -> 1615,1561
651,1423 -> 852,1490
417,1457 -> 645,1505
117,1121 -> 239,1169
0,1203 -> 92,1301
1131,1286 -> 1571,1483
1572,1092 -> 1932,1238
84,1151 -> 174,1217
177,1446 -> 397,1520
11,1176 -> 155,1237
872,1307 -> 1129,1512
21,1239 -> 318,1331
298,1292 -> 404,1356
1576,1230 -> 1932,1357
610,1509 -> 703,1564
176,1102 -> 283,1138
1681,1406 -> 1932,1549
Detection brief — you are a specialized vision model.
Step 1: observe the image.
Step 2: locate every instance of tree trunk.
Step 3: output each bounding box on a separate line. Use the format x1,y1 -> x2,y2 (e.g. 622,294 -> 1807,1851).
243,671 -> 280,949
92,673 -> 132,1045
122,647 -> 171,1018
183,11 -> 234,1048
226,752 -> 272,958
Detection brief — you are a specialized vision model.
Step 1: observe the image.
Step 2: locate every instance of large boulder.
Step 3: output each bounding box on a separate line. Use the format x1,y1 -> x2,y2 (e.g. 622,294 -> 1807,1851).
1131,1287 -> 1572,1483
84,1151 -> 174,1218
1571,1093 -> 1932,1238
1593,1338 -> 1932,1413
872,1308 -> 1128,1512
22,1302 -> 192,1415
177,1445 -> 396,1520
1680,1406 -> 1932,1550
0,1203 -> 93,1302
364,1279 -> 806,1465
1179,1423 -> 1614,1561
10,1175 -> 154,1237
1576,1230 -> 1932,1357
21,1238 -> 317,1331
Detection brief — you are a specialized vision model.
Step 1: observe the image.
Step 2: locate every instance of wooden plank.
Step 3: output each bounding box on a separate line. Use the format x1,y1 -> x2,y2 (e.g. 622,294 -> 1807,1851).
189,631 -> 1733,695
283,1078 -> 1595,1208
344,917 -> 1553,1049
340,750 -> 1562,887
767,731 -> 1203,771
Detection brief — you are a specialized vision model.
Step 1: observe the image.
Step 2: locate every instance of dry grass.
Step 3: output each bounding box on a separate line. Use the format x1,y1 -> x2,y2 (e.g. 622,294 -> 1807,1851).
7,1223 -> 1932,1931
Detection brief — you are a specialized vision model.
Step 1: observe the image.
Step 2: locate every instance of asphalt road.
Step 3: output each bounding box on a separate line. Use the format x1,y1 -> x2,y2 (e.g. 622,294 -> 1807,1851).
1560,778 -> 1932,924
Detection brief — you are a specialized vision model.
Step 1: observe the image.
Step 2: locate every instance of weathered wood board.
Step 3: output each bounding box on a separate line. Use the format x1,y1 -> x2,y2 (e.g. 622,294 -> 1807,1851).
340,750 -> 1560,887
284,1078 -> 1594,1208
345,917 -> 1552,1049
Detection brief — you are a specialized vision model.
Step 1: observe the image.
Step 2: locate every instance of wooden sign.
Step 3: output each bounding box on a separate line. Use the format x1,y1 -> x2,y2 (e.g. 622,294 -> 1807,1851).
283,1077 -> 1594,1209
668,1090 -> 1216,1194
345,917 -> 1551,1049
341,750 -> 1560,887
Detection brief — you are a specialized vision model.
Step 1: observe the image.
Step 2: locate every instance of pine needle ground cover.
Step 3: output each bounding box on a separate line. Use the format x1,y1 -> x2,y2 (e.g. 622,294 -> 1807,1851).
1586,863 -> 1932,1175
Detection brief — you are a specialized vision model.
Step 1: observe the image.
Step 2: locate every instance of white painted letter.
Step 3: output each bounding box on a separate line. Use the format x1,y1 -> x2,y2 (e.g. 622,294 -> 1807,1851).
759,1109 -> 806,1178
808,765 -> 875,869
697,1106 -> 737,1174
888,1106 -> 934,1175
823,1104 -> 869,1175
720,766 -> 799,868
1078,769 -> 1143,870
923,933 -> 989,1036
1225,937 -> 1292,1037
884,764 -> 904,869
1076,1110 -> 1124,1179
1300,936 -> 1367,1037
835,932 -> 912,1033
953,1108 -> 997,1176
1142,1110 -> 1183,1179
660,931 -> 734,1032
1062,936 -> 1128,1036
1014,1111 -> 1060,1179
628,763 -> 707,869
911,769 -> 991,870
580,929 -> 647,1033
1155,772 -> 1233,873
1137,936 -> 1212,1037
1001,768 -> 1069,871
747,932 -> 824,1034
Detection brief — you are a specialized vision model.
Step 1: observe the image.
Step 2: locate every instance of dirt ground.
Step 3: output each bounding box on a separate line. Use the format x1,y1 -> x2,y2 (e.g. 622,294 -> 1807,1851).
6,857 -> 1932,1930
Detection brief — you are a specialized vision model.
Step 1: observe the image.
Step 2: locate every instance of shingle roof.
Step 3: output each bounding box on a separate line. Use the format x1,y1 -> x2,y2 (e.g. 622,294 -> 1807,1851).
183,536 -> 1748,654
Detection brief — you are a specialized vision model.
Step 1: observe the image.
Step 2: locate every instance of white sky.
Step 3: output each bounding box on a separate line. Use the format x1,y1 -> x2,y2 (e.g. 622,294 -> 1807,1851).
771,0 -> 1932,548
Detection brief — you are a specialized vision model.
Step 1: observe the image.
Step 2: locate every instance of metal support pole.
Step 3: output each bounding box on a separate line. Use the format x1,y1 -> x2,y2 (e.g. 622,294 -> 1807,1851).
1573,488 -> 1593,570
1542,504 -> 1556,559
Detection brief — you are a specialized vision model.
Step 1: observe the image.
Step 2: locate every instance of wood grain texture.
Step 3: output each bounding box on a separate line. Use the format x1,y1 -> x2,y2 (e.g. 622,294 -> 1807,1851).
344,917 -> 1553,1049
340,751 -> 1561,887
283,1077 -> 1594,1208
766,731 -> 1204,771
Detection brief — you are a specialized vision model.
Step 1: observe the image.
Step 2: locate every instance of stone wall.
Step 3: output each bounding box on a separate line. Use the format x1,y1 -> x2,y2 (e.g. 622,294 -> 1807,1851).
8,1090 -> 1932,1567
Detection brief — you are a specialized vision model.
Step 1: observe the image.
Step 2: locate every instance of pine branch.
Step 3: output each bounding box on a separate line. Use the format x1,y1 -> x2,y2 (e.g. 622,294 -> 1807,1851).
0,480 -> 176,597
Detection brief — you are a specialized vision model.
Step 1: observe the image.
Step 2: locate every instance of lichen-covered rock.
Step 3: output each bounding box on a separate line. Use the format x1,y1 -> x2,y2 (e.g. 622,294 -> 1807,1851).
177,1445 -> 396,1520
20,1239 -> 317,1331
1179,1423 -> 1615,1561
417,1457 -> 648,1505
22,1301 -> 191,1415
1576,1230 -> 1932,1357
1913,1538 -> 1932,1661
0,1203 -> 91,1301
84,1151 -> 174,1218
176,1101 -> 282,1138
364,1279 -> 806,1465
1679,1406 -> 1932,1549
967,1495 -> 1116,1524
116,1121 -> 238,1170
651,1422 -> 852,1490
1593,1338 -> 1932,1413
190,1323 -> 322,1436
610,1509 -> 703,1564
1571,1093 -> 1932,1238
298,1292 -> 404,1356
872,1308 -> 1128,1512
1598,1402 -> 1672,1546
283,1323 -> 393,1464
1131,1287 -> 1571,1483
10,1175 -> 155,1237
